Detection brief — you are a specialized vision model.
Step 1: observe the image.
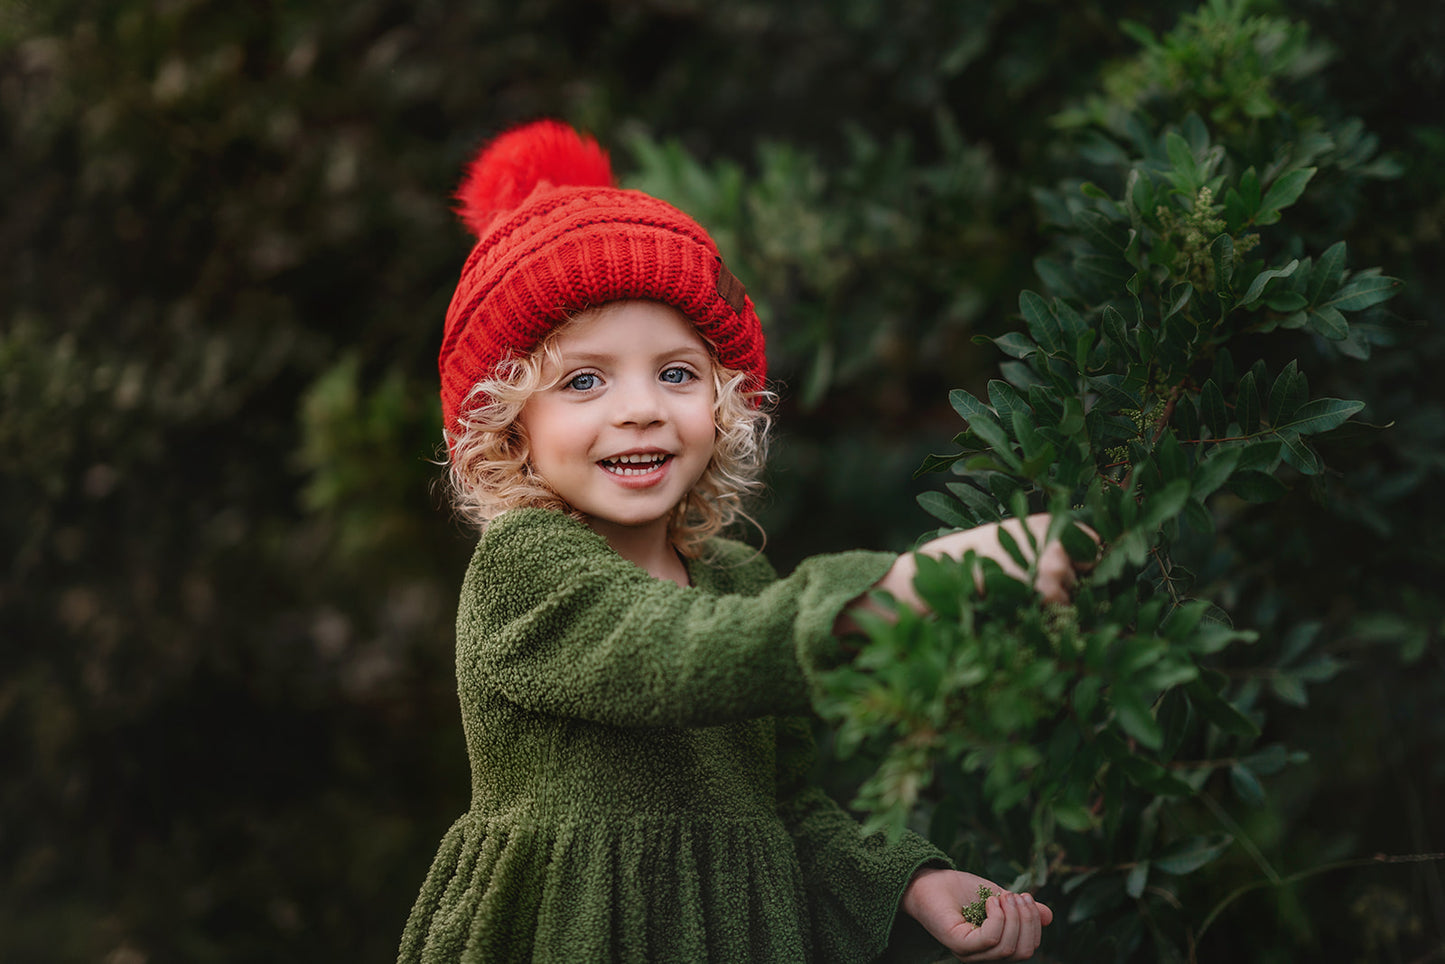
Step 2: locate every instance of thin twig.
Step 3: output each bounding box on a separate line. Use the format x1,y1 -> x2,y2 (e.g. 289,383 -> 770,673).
1191,852 -> 1445,953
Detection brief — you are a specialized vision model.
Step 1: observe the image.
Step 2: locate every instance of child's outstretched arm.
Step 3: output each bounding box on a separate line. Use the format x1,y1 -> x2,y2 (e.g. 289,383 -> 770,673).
839,514 -> 1097,633
901,867 -> 1053,961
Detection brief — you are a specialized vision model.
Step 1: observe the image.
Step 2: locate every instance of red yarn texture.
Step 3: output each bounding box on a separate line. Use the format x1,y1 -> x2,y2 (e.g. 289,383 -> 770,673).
453,120 -> 614,237
438,120 -> 766,446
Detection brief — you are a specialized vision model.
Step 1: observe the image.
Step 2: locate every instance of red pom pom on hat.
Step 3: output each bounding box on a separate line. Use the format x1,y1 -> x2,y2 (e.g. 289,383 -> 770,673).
438,119 -> 767,451
453,120 -> 615,237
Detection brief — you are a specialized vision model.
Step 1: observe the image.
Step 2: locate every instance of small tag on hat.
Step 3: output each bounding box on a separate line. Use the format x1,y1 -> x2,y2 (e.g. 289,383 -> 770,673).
715,258 -> 748,315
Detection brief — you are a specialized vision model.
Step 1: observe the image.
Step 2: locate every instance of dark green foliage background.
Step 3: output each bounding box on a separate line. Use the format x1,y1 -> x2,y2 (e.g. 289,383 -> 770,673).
2,1 -> 1439,961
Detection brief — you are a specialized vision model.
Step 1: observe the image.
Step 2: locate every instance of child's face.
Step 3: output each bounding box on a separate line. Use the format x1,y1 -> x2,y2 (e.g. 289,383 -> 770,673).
518,300 -> 717,540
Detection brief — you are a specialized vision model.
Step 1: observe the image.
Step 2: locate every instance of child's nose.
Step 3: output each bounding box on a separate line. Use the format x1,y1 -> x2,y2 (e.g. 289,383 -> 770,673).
610,379 -> 665,427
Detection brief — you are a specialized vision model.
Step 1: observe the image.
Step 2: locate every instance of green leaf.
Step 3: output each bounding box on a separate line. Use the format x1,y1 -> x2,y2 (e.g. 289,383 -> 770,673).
1020,290 -> 1065,354
1189,622 -> 1258,655
1323,274 -> 1403,312
916,452 -> 965,477
1295,655 -> 1343,683
1265,291 -> 1308,312
1056,299 -> 1090,343
996,525 -> 1030,571
1307,241 -> 1346,304
1034,256 -> 1080,301
917,490 -> 977,528
1119,17 -> 1156,46
1061,520 -> 1100,563
1306,306 -> 1349,339
1275,430 -> 1323,475
987,379 -> 1026,423
950,389 -> 994,423
990,332 -> 1039,358
1237,370 -> 1261,434
1154,430 -> 1189,482
1174,393 -> 1200,443
1076,253 -> 1133,287
1278,397 -> 1365,436
946,482 -> 1004,522
1111,684 -> 1164,750
1223,186 -> 1251,231
1186,679 -> 1261,738
910,553 -> 965,620
1242,744 -> 1295,776
1267,361 -> 1307,425
1078,209 -> 1127,251
1126,860 -> 1150,899
1163,282 -> 1193,322
988,473 -> 1023,506
1200,379 -> 1228,437
1161,600 -> 1209,641
1184,498 -> 1214,535
1141,479 -> 1192,532
973,419 -> 1021,469
1113,750 -> 1193,796
1269,673 -> 1309,707
1192,447 -> 1241,499
1012,408 -> 1047,459
1241,260 -> 1300,307
1074,675 -> 1103,720
1165,132 -> 1198,185
1238,167 -> 1262,209
1137,324 -> 1156,363
1227,469 -> 1287,502
1230,764 -> 1267,807
1053,803 -> 1095,833
1259,166 -> 1316,215
1128,171 -> 1156,227
1154,834 -> 1233,875
1101,305 -> 1135,360
1067,876 -> 1126,924
1211,234 -> 1235,291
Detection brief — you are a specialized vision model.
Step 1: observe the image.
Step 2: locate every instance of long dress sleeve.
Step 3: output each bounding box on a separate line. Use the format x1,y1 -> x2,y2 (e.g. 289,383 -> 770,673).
459,508 -> 896,727
773,716 -> 952,964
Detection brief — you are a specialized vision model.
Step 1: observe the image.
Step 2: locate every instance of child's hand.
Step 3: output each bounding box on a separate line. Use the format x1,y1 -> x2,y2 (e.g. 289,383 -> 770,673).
836,514 -> 1097,635
921,513 -> 1097,604
890,513 -> 1098,607
901,867 -> 1053,961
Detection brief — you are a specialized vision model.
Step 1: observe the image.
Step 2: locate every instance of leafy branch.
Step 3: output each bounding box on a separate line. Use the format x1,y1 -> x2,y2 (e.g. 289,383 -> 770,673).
815,62 -> 1402,964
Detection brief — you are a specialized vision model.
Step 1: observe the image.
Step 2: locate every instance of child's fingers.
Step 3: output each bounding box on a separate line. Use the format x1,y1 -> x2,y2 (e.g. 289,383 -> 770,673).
948,895 -> 1003,957
953,892 -> 1053,962
954,895 -> 1017,961
994,895 -> 1023,959
1033,543 -> 1080,604
1013,894 -> 1042,960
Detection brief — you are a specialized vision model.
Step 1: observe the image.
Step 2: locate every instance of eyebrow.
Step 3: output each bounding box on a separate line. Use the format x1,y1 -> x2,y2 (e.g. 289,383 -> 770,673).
559,345 -> 712,366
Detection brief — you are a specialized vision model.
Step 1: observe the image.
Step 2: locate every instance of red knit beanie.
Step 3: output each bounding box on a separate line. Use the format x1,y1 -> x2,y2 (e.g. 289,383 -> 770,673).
438,120 -> 766,448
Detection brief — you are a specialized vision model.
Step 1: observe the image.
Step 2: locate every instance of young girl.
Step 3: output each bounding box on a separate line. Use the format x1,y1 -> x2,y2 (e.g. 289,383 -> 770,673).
398,120 -> 1084,963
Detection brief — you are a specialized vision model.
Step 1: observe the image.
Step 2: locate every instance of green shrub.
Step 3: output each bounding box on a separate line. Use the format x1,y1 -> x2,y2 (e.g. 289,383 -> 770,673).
812,3 -> 1433,959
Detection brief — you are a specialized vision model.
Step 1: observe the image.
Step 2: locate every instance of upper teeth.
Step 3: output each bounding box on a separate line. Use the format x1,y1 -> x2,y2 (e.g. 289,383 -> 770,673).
603,454 -> 667,476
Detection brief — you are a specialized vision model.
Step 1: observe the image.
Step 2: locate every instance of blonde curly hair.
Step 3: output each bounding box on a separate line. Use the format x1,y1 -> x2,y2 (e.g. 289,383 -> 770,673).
445,320 -> 774,557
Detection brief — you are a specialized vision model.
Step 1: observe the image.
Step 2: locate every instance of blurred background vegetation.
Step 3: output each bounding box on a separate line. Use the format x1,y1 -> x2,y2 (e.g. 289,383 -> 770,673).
1,0 -> 1440,961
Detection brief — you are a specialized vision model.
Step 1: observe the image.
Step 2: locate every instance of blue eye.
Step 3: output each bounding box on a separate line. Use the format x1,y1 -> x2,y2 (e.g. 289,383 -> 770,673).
566,372 -> 599,391
660,367 -> 695,385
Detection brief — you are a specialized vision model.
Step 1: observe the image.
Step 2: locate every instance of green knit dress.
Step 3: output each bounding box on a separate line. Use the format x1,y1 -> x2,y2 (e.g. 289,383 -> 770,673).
397,509 -> 950,963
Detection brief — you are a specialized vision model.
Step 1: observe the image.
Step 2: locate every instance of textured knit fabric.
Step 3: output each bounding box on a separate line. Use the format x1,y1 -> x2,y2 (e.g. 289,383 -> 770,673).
397,509 -> 951,964
438,121 -> 766,445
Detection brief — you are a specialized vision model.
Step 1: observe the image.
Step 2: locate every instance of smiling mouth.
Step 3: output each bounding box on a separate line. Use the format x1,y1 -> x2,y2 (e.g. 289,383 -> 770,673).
599,454 -> 672,477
